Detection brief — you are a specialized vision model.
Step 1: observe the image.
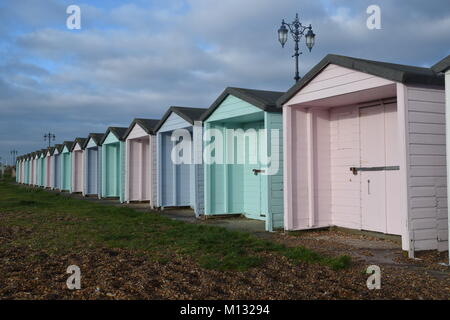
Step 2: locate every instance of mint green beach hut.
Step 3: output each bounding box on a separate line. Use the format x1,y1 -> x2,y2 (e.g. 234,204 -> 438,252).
201,87 -> 285,231
61,141 -> 74,192
100,127 -> 127,202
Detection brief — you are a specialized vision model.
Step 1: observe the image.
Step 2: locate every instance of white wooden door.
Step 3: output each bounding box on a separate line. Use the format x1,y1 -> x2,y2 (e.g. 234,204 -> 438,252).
360,105 -> 387,233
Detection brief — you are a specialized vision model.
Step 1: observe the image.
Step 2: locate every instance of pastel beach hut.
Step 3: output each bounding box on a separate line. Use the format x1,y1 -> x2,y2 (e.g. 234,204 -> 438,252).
32,152 -> 38,185
432,54 -> 450,262
14,157 -> 19,183
44,147 -> 54,188
15,157 -> 22,183
23,154 -> 30,185
26,155 -> 31,185
279,54 -> 447,257
201,87 -> 285,231
33,151 -> 40,186
20,157 -> 25,183
82,133 -> 104,197
25,154 -> 31,185
52,144 -> 63,190
100,127 -> 127,201
39,149 -> 47,187
35,151 -> 41,186
15,157 -> 20,183
61,141 -> 74,192
15,157 -> 21,183
71,138 -> 87,194
16,157 -> 20,183
123,118 -> 159,206
29,152 -> 35,185
21,157 -> 26,184
30,152 -> 37,185
155,107 -> 207,216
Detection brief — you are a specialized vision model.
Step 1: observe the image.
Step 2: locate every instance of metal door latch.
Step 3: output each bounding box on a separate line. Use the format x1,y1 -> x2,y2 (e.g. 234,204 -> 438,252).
252,169 -> 265,175
350,166 -> 400,175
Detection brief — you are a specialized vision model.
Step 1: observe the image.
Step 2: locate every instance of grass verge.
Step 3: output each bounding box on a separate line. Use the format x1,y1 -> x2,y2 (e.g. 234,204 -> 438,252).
0,182 -> 351,271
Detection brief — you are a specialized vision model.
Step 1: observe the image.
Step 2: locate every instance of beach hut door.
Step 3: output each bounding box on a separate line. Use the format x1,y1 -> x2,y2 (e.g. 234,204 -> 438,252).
244,121 -> 264,218
359,104 -> 400,234
87,149 -> 97,194
359,105 -> 387,233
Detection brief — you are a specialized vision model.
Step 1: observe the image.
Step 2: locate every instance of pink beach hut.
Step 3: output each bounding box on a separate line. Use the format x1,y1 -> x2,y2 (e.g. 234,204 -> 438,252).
71,138 -> 87,194
45,147 -> 54,188
279,54 -> 447,257
123,118 -> 160,207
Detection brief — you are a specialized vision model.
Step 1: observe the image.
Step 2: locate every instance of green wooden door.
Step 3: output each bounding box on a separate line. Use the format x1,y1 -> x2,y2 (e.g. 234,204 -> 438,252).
105,143 -> 119,197
62,153 -> 71,191
243,121 -> 265,220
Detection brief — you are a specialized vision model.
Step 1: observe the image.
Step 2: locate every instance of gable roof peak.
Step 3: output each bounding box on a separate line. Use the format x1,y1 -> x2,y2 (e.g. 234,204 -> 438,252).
277,53 -> 444,107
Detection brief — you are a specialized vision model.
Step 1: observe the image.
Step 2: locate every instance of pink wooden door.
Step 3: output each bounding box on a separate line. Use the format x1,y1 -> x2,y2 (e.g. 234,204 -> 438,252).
129,140 -> 140,201
360,105 -> 387,233
141,138 -> 150,201
359,103 -> 401,235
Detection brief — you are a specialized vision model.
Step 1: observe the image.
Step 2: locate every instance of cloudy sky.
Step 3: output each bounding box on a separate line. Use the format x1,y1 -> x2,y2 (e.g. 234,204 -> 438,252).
1,0 -> 449,163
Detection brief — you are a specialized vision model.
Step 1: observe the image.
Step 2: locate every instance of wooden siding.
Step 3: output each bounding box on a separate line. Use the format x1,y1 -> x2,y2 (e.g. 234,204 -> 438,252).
446,71 -> 450,259
193,122 -> 204,215
265,112 -> 284,230
287,64 -> 394,106
207,95 -> 261,122
405,86 -> 447,251
158,112 -> 190,133
150,135 -> 157,207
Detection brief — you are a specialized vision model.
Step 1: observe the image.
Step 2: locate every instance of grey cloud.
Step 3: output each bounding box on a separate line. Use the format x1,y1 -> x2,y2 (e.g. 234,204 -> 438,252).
1,0 -> 450,160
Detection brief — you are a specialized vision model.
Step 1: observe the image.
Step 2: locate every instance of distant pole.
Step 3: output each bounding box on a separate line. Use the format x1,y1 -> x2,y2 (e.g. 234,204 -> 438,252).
10,150 -> 18,165
44,132 -> 56,148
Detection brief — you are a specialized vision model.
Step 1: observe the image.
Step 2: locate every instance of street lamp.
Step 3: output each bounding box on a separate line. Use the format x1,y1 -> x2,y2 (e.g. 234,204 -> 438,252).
44,132 -> 56,148
10,150 -> 18,164
278,13 -> 316,82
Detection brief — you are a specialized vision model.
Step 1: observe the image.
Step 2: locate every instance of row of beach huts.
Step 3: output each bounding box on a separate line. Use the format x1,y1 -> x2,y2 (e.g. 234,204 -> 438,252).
14,53 -> 450,258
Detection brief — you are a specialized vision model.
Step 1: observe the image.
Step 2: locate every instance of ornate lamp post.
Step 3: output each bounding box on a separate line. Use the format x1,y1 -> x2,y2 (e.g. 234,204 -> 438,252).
278,13 -> 316,82
10,150 -> 18,164
44,132 -> 56,148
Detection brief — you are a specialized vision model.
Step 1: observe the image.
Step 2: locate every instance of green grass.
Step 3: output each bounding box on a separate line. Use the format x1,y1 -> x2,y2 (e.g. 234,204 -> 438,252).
0,181 -> 351,271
